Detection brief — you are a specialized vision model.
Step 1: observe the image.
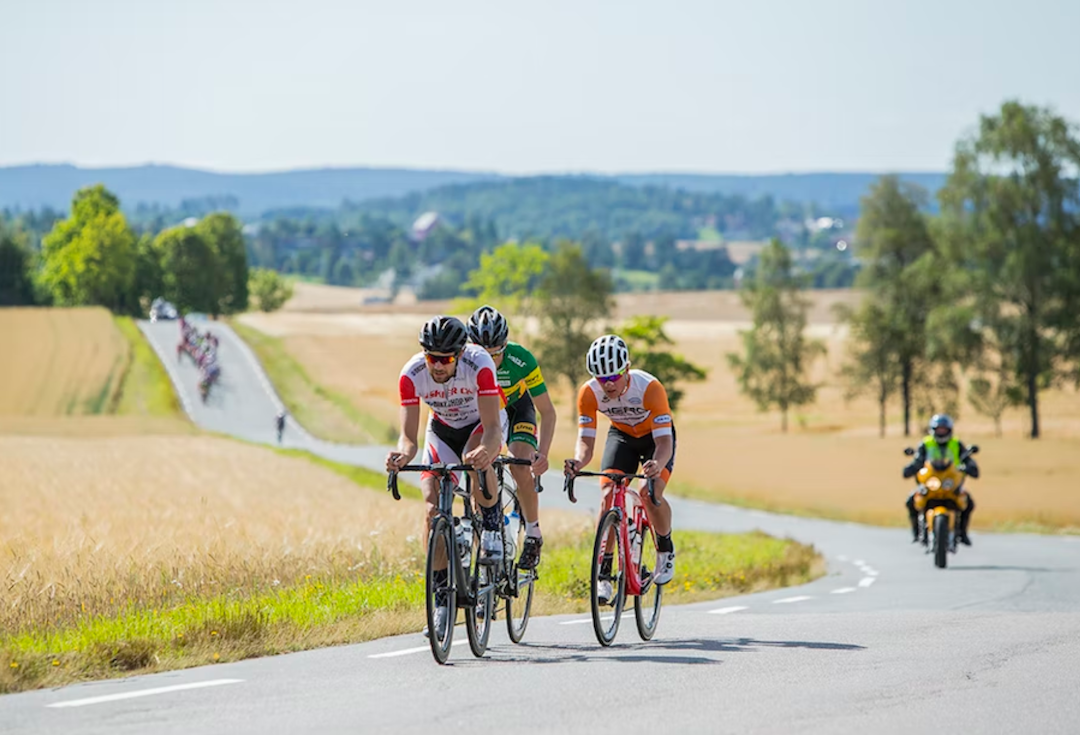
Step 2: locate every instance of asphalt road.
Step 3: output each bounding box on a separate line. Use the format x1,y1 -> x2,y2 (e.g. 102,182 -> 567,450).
3,319 -> 1078,734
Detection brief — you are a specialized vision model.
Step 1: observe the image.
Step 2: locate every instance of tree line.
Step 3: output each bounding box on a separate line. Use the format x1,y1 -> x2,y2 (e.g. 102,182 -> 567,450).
0,185 -> 292,314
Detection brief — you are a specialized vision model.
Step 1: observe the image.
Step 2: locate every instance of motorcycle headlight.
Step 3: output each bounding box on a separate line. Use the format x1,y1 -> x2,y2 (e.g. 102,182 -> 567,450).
925,477 -> 942,491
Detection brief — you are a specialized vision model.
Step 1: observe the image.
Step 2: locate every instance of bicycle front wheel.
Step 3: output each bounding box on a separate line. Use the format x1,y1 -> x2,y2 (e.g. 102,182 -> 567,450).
634,522 -> 663,640
502,487 -> 534,643
590,509 -> 626,646
465,525 -> 493,657
426,515 -> 457,664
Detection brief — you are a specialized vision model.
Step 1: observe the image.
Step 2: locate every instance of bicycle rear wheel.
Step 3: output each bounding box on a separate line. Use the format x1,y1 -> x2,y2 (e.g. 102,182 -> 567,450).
425,515 -> 457,664
590,509 -> 626,647
465,524 -> 493,657
503,490 -> 534,643
634,521 -> 663,640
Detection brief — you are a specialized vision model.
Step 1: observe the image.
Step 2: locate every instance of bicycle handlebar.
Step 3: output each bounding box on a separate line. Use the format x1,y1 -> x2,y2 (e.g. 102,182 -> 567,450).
386,462 -> 490,501
493,455 -> 544,493
562,470 -> 659,507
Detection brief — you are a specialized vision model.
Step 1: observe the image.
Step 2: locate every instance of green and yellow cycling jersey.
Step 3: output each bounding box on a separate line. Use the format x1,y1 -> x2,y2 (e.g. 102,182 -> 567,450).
499,342 -> 548,406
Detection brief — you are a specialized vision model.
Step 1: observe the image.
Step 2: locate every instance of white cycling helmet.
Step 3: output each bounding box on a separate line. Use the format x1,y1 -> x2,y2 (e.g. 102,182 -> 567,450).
586,334 -> 630,378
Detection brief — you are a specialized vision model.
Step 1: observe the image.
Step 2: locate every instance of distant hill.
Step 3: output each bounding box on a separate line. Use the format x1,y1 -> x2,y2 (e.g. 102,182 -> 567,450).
0,164 -> 947,217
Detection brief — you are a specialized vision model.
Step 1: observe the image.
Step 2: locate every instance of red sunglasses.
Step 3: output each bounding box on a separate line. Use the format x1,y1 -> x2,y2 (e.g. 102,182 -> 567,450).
596,370 -> 626,384
425,352 -> 459,366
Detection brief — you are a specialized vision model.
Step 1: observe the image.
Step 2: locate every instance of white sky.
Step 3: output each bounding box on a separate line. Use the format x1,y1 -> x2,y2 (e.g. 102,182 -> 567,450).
2,0 -> 1079,174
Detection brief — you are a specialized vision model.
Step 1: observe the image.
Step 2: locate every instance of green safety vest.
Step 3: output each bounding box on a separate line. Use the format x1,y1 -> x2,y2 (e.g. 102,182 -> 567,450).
923,436 -> 961,465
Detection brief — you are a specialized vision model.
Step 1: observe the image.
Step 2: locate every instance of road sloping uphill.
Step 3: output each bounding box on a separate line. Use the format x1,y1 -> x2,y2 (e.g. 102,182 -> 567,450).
2,318 -> 1077,734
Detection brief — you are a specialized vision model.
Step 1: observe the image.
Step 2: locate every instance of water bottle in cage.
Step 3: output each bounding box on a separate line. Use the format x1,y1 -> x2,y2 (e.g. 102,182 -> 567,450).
503,513 -> 518,562
457,517 -> 473,570
629,520 -> 642,568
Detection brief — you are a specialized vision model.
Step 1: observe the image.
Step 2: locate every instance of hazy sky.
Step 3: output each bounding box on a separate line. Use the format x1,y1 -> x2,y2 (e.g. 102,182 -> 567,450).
3,0 -> 1079,174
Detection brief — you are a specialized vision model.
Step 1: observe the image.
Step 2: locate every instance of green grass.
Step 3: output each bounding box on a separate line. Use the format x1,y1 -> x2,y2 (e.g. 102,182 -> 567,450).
0,447 -> 823,693
112,316 -> 185,418
231,320 -> 394,444
615,269 -> 661,292
697,226 -> 723,242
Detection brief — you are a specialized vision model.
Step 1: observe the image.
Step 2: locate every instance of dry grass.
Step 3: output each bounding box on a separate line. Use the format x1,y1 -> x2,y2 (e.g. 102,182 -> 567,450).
0,307 -> 128,416
0,434 -> 419,635
242,283 -> 1080,533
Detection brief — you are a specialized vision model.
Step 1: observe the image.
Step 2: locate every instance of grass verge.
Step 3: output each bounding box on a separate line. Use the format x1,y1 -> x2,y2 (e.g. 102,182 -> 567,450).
230,320 -> 394,444
112,317 -> 186,418
1,450 -> 822,694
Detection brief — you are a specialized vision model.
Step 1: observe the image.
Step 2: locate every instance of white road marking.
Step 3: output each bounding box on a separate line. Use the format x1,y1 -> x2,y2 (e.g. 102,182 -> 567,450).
560,612 -> 634,625
830,587 -> 857,594
773,596 -> 813,604
369,640 -> 467,659
47,679 -> 243,708
708,606 -> 748,615
858,577 -> 876,588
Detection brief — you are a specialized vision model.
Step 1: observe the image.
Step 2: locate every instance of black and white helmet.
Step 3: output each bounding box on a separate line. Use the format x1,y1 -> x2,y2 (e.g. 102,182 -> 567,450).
419,315 -> 468,354
586,334 -> 630,378
929,413 -> 954,445
467,305 -> 509,348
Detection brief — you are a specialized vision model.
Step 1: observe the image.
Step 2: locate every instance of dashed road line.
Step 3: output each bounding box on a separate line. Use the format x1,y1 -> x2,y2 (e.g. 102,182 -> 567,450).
830,587 -> 857,594
560,612 -> 634,626
369,640 -> 467,658
858,577 -> 876,588
708,606 -> 748,615
773,596 -> 813,604
47,679 -> 243,708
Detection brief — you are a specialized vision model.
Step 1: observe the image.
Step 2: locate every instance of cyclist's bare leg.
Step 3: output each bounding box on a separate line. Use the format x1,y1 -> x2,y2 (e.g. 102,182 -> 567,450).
508,440 -> 538,524
463,432 -> 499,511
598,479 -> 618,545
422,475 -> 448,569
640,476 -> 672,537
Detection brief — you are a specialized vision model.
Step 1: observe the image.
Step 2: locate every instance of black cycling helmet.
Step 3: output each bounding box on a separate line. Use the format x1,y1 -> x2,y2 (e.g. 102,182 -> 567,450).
467,305 -> 509,348
419,315 -> 468,354
929,414 -> 953,445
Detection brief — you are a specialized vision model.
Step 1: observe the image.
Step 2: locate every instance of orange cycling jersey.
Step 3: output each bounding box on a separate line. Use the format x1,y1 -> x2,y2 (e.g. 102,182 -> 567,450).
577,369 -> 674,439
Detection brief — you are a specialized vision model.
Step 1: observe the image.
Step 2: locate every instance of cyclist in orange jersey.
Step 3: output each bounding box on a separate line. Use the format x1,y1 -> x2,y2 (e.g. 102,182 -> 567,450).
564,334 -> 676,601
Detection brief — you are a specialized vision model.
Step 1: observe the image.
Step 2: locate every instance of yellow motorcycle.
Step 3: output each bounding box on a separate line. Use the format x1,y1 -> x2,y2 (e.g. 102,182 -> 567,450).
903,444 -> 979,569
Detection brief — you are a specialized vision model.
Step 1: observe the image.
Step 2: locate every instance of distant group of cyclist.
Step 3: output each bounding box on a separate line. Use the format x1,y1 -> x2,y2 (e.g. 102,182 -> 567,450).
385,306 -> 680,611
176,317 -> 222,401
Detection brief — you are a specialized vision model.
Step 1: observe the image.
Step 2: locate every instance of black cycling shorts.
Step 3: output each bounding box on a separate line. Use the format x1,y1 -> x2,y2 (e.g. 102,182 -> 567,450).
600,425 -> 676,481
505,392 -> 538,449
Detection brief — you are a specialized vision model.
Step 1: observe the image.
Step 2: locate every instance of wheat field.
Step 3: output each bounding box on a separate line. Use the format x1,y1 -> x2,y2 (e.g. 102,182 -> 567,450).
239,283 -> 1080,533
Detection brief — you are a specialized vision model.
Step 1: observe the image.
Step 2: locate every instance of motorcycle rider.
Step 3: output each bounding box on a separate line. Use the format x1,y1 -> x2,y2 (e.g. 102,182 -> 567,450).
903,414 -> 978,545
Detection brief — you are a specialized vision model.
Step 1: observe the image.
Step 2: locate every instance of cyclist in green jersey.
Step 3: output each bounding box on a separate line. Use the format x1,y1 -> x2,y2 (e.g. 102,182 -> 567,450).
467,305 -> 557,570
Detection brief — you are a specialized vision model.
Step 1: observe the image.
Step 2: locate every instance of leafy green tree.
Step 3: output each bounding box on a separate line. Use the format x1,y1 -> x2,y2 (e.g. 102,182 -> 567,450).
834,300 -> 900,437
620,232 -> 646,270
618,315 -> 706,410
726,239 -> 825,432
458,242 -> 549,317
155,226 -> 219,314
0,222 -> 35,306
249,267 -> 294,312
195,212 -> 249,315
534,242 -> 614,395
39,185 -> 137,312
132,233 -> 163,311
937,100 -> 1080,438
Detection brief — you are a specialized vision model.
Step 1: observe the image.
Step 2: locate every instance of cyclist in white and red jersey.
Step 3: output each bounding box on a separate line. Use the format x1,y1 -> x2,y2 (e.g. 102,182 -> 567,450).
386,316 -> 507,635
564,334 -> 677,599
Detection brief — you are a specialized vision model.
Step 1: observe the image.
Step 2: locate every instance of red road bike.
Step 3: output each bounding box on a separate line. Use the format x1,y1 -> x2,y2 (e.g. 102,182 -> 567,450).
564,470 -> 663,646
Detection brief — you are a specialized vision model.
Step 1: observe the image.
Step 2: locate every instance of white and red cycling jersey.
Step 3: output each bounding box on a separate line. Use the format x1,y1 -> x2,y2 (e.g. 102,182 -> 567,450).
398,344 -> 504,429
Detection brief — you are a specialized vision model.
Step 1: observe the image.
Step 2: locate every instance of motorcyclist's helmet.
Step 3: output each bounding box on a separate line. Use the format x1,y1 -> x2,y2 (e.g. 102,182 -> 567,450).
419,315 -> 468,354
929,414 -> 953,446
586,334 -> 630,378
466,305 -> 509,348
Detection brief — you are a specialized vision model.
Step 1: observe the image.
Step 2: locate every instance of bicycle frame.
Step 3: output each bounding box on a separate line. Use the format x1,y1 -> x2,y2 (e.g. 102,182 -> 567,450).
565,470 -> 657,596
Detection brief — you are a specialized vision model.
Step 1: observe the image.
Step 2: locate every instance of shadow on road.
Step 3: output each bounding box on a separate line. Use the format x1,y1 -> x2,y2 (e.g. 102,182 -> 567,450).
480,637 -> 865,666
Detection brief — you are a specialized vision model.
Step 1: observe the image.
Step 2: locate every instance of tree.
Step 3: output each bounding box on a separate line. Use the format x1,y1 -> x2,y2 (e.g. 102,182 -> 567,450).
835,300 -> 900,437
39,185 -> 137,312
620,231 -> 646,270
0,222 -> 35,306
459,242 -> 549,317
249,268 -> 294,312
849,175 -> 940,436
618,315 -> 706,411
155,226 -> 220,314
534,242 -> 614,395
131,233 -> 163,312
937,100 -> 1080,438
195,212 -> 249,315
726,239 -> 825,432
